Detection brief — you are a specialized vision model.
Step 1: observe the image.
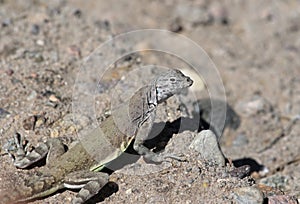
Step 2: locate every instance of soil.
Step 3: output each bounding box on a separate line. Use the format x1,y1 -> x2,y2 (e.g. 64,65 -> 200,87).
0,0 -> 299,203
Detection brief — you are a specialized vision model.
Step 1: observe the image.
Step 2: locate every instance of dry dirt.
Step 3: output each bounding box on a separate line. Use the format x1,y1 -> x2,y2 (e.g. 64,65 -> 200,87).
0,0 -> 299,203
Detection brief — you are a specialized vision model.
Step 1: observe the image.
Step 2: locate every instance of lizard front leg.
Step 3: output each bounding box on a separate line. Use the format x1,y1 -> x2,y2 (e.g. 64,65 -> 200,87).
64,170 -> 109,204
133,111 -> 183,163
6,133 -> 65,168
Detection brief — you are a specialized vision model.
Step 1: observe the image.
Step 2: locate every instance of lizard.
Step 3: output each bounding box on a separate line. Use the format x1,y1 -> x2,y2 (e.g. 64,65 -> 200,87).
1,68 -> 193,204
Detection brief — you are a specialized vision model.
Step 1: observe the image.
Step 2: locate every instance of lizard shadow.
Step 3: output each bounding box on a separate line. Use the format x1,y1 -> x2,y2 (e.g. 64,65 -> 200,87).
145,98 -> 240,152
143,117 -> 209,153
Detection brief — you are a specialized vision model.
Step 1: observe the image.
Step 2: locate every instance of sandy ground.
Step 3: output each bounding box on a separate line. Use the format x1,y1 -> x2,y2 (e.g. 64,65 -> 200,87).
0,0 -> 299,203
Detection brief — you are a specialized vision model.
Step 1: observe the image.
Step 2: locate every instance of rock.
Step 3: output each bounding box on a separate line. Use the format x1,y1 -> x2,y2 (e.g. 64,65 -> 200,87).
73,9 -> 82,18
5,69 -> 14,76
236,95 -> 273,116
49,94 -> 60,102
0,108 -> 10,119
27,90 -> 37,101
232,186 -> 264,204
189,130 -> 225,166
36,39 -> 45,46
125,188 -> 132,195
68,45 -> 81,58
256,183 -> 284,197
2,18 -> 11,27
268,195 -> 299,204
30,24 -> 40,35
33,52 -> 44,62
259,174 -> 291,191
169,18 -> 183,33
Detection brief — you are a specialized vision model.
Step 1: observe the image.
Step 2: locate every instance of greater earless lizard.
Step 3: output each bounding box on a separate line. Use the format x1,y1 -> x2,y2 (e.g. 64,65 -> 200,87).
1,69 -> 193,204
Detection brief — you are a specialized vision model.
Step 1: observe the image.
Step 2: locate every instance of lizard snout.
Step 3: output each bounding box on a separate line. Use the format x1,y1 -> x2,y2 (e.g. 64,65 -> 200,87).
186,77 -> 193,86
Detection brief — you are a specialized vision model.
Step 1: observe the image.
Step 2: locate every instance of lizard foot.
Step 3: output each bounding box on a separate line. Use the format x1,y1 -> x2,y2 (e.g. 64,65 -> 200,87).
3,133 -> 31,163
64,171 -> 109,204
163,153 -> 187,162
5,133 -> 52,168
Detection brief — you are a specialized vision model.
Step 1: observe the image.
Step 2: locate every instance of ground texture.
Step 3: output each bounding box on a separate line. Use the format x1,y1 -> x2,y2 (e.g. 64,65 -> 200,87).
0,0 -> 299,203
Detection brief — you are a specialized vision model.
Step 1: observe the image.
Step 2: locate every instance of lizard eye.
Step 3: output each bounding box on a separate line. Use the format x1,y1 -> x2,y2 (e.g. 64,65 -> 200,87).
170,78 -> 176,82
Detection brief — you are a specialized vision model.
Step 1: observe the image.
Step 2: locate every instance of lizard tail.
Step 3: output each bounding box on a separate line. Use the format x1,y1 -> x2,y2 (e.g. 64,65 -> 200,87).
0,173 -> 59,204
0,192 -> 17,204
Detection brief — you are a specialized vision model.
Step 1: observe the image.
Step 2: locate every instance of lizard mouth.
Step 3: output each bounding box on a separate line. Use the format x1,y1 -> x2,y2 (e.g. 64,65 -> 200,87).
186,77 -> 193,87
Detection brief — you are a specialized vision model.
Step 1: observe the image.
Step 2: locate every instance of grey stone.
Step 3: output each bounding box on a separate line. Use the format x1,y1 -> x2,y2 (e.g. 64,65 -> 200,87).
232,186 -> 264,204
0,108 -> 9,119
268,195 -> 299,204
259,174 -> 291,190
189,130 -> 225,166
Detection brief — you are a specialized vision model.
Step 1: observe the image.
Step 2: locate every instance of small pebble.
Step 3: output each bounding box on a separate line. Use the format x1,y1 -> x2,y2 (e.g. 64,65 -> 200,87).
68,45 -> 81,58
94,19 -> 111,31
0,108 -> 10,118
36,39 -> 45,46
31,24 -> 40,35
125,188 -> 132,195
34,53 -> 44,62
169,18 -> 183,32
73,9 -> 82,18
2,18 -> 11,27
27,90 -> 37,101
30,72 -> 38,79
49,94 -> 60,102
5,69 -> 14,76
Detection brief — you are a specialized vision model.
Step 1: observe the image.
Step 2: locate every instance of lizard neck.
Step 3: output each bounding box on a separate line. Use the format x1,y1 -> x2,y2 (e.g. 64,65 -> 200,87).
128,85 -> 157,130
155,80 -> 175,104
148,83 -> 158,106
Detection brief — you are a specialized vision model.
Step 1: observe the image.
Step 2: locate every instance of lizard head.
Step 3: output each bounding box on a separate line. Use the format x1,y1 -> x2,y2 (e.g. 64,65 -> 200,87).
155,69 -> 193,103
